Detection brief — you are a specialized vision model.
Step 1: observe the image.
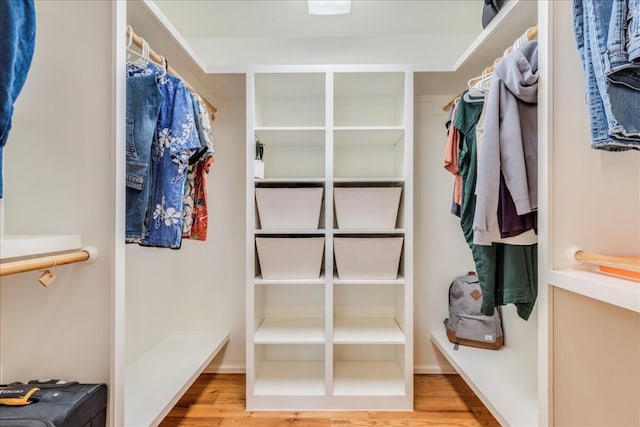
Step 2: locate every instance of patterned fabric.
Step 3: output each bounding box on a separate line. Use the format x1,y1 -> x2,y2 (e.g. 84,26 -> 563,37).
127,61 -> 201,248
183,93 -> 215,240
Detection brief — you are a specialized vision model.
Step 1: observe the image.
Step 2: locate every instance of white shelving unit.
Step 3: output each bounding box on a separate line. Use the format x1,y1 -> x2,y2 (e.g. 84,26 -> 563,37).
247,70 -> 413,410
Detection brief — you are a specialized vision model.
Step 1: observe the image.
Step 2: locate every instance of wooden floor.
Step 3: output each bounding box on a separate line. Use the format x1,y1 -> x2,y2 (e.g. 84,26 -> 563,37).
160,374 -> 500,427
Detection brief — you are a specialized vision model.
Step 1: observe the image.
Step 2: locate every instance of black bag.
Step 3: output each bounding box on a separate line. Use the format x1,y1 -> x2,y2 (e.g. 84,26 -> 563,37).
0,381 -> 107,427
444,273 -> 504,350
482,0 -> 508,28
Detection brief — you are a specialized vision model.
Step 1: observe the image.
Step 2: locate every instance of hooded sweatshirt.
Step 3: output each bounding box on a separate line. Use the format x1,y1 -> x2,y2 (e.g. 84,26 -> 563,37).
473,40 -> 539,246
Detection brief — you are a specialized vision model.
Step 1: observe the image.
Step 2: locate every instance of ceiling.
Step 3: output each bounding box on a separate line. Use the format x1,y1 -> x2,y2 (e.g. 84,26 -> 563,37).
147,0 -> 485,70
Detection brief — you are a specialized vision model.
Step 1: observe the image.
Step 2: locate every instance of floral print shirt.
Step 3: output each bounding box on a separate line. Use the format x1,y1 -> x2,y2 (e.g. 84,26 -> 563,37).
128,61 -> 202,248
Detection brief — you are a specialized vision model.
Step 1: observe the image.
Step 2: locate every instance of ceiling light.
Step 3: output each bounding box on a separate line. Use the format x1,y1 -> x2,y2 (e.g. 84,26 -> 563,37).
308,0 -> 351,15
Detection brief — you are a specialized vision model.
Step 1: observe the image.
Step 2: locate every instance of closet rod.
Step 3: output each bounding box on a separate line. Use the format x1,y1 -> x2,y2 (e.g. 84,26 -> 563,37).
126,26 -> 217,118
442,24 -> 539,112
568,247 -> 640,273
0,247 -> 98,277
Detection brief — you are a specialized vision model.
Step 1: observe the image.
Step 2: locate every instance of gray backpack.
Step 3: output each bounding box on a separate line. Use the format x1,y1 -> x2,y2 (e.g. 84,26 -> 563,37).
444,273 -> 503,350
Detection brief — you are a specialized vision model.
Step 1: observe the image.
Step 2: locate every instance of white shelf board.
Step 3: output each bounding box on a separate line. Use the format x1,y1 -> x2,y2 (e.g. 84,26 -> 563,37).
334,127 -> 404,146
124,330 -> 229,427
0,234 -> 82,260
333,361 -> 405,396
333,178 -> 404,184
255,275 -> 326,285
430,329 -> 537,427
254,360 -> 325,396
548,269 -> 640,313
334,275 -> 404,286
256,229 -> 325,235
255,317 -> 325,344
256,178 -> 326,184
452,0 -> 538,72
334,228 -> 405,235
255,127 -> 325,146
334,317 -> 405,344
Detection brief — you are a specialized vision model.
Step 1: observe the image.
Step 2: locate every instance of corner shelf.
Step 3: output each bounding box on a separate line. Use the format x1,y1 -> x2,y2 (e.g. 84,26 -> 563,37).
430,329 -> 537,427
0,234 -> 82,260
124,330 -> 229,427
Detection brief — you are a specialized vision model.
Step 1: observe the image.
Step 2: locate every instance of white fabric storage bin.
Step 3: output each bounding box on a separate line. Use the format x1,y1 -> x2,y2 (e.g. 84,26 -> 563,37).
334,187 -> 401,229
256,187 -> 323,230
334,237 -> 403,279
256,237 -> 325,279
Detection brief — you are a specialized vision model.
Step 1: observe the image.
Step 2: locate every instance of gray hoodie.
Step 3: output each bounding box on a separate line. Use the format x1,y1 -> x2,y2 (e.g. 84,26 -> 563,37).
473,40 -> 538,246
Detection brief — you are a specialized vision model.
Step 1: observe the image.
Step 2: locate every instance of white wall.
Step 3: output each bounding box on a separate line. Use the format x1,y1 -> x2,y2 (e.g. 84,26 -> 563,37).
0,0 -> 116,383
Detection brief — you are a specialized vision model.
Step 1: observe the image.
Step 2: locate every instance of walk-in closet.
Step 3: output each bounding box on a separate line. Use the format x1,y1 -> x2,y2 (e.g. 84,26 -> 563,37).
1,1 -> 638,426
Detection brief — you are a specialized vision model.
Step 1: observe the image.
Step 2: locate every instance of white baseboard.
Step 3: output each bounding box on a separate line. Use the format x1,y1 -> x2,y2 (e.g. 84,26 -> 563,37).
413,365 -> 457,375
204,364 -> 246,374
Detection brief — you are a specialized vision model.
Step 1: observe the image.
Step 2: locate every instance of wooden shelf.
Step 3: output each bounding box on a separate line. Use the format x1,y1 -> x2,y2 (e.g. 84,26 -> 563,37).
548,269 -> 640,313
333,361 -> 405,396
333,317 -> 404,344
0,234 -> 82,260
124,330 -> 230,427
255,317 -> 325,344
254,360 -> 325,396
430,329 -> 537,427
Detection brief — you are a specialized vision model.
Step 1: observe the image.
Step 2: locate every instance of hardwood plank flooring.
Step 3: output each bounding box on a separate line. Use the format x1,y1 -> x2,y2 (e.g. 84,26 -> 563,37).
160,374 -> 500,427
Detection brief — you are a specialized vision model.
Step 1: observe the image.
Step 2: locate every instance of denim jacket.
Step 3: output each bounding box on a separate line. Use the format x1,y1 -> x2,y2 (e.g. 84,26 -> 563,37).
0,0 -> 36,197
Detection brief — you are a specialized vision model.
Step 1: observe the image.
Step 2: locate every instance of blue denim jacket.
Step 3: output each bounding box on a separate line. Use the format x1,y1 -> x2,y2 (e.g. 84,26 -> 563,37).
0,0 -> 36,197
574,0 -> 640,151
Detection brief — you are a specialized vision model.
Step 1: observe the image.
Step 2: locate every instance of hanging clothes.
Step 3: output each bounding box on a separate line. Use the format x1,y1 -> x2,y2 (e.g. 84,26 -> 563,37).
0,0 -> 36,198
473,40 -> 539,246
125,73 -> 163,243
183,93 -> 215,241
573,0 -> 640,151
127,61 -> 202,249
452,90 -> 538,321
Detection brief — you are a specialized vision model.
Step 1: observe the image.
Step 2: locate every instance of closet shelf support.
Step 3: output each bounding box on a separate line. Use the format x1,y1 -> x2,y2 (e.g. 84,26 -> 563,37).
0,246 -> 98,277
567,246 -> 640,272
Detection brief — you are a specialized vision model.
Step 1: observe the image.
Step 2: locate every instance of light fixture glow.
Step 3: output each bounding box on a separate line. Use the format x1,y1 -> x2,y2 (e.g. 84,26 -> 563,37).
308,0 -> 351,15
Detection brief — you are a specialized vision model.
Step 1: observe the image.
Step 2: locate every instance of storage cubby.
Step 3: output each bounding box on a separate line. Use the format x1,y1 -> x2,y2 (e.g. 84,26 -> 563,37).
333,344 -> 405,396
334,72 -> 405,127
256,129 -> 325,179
254,284 -> 325,344
254,344 -> 326,396
334,129 -> 405,179
255,73 -> 325,127
247,69 -> 412,410
334,284 -> 405,344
